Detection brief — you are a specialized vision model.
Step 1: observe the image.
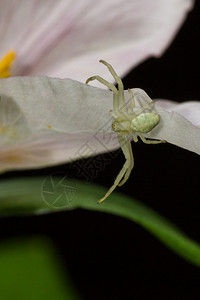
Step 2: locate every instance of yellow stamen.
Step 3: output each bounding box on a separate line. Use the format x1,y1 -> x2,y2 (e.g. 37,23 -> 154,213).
0,51 -> 16,78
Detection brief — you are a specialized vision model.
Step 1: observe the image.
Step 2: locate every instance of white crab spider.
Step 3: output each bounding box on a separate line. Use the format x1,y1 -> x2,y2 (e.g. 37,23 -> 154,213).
86,60 -> 166,204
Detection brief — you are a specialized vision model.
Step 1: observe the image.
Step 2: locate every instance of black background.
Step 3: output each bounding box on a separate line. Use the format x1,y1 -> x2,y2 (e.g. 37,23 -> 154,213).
0,1 -> 200,299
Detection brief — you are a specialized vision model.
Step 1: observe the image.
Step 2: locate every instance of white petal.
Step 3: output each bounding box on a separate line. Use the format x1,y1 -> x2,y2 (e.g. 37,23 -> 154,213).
0,76 -> 116,172
1,0 -> 193,84
155,99 -> 200,127
0,77 -> 199,174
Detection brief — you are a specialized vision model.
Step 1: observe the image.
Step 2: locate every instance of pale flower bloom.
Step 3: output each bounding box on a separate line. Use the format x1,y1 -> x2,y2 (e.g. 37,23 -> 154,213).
0,0 -> 199,176
0,0 -> 194,83
0,76 -> 199,174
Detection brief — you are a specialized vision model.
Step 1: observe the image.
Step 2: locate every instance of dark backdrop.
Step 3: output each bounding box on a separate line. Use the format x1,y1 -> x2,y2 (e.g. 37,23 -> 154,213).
0,1 -> 200,299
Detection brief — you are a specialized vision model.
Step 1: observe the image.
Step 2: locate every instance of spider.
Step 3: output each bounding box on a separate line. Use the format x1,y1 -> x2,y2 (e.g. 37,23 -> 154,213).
86,60 -> 166,203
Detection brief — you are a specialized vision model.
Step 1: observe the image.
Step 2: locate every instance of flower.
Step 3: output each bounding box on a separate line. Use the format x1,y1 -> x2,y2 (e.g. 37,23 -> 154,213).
0,0 -> 198,175
0,76 -> 200,174
0,0 -> 194,83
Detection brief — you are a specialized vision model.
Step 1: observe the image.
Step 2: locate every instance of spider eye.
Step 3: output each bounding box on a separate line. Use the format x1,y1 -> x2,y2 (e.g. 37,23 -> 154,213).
112,121 -> 117,131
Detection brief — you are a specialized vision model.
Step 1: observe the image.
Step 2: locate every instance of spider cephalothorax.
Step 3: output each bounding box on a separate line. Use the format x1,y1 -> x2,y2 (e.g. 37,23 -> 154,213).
86,60 -> 166,203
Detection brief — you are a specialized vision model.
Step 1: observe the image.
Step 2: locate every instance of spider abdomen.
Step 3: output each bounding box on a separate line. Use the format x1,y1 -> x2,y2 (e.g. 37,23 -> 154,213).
131,113 -> 160,133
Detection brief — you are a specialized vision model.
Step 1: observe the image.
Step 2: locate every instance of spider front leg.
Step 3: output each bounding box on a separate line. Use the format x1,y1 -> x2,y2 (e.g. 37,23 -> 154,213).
86,75 -> 121,116
86,75 -> 118,94
100,60 -> 125,109
86,60 -> 127,116
98,133 -> 133,204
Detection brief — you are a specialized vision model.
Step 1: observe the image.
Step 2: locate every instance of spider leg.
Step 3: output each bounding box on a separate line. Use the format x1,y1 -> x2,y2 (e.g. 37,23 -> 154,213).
86,74 -> 122,116
134,101 -> 154,115
99,60 -> 126,110
128,88 -> 135,109
132,132 -> 138,143
98,134 -> 133,204
128,89 -> 155,118
86,75 -> 118,94
118,134 -> 134,186
138,133 -> 166,144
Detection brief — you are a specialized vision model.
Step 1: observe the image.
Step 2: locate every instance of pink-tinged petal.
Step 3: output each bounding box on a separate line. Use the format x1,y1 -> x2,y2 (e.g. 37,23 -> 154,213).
44,0 -> 194,85
1,0 -> 193,84
0,77 -> 199,174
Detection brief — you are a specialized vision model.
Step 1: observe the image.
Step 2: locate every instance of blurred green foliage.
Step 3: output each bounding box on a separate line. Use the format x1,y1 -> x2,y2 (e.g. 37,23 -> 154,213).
0,177 -> 200,267
0,236 -> 80,300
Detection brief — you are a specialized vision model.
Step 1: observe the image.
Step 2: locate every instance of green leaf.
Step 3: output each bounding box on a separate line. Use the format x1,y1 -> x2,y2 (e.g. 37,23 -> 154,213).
0,176 -> 200,267
0,236 -> 81,300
